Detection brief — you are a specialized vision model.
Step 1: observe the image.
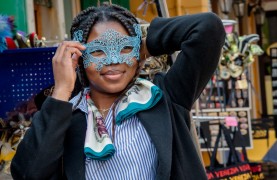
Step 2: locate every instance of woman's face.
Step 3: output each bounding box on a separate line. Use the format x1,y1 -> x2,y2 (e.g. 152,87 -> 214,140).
85,21 -> 138,94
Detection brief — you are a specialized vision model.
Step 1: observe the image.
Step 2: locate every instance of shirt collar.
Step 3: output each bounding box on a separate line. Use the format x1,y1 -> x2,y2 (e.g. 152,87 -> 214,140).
69,88 -> 90,114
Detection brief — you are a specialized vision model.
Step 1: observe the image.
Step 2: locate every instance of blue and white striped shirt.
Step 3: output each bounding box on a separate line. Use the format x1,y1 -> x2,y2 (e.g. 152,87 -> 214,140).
70,92 -> 158,180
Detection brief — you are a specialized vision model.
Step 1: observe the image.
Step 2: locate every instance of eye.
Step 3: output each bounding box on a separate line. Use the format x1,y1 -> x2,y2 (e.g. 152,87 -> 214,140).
120,46 -> 133,54
91,50 -> 106,57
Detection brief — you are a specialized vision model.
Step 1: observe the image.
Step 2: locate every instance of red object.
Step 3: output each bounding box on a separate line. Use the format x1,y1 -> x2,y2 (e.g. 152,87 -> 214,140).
5,37 -> 17,49
29,32 -> 38,47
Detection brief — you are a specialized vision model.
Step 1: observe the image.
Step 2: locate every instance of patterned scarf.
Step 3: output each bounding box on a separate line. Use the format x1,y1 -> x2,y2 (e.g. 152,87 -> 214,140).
84,78 -> 163,160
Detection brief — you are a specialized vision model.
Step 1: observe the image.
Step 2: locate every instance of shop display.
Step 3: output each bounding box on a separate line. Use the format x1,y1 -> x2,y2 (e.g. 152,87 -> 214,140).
0,15 -> 16,52
196,28 -> 263,110
199,74 -> 250,110
193,20 -> 264,151
0,13 -> 52,178
0,14 -> 46,53
0,47 -> 56,175
0,113 -> 31,174
205,124 -> 253,180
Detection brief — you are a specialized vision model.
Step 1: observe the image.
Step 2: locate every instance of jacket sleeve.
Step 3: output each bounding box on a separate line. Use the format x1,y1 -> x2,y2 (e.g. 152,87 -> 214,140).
146,12 -> 226,110
11,97 -> 73,180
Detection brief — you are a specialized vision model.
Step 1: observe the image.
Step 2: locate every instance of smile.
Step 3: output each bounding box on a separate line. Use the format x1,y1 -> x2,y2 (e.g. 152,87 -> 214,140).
101,70 -> 125,81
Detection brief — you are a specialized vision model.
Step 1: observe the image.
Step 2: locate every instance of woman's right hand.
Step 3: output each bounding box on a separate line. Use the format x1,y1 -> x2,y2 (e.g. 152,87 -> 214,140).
51,41 -> 86,101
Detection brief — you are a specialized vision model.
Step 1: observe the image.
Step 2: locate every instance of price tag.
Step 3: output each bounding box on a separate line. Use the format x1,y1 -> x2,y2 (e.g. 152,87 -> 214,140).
225,116 -> 238,127
236,79 -> 248,89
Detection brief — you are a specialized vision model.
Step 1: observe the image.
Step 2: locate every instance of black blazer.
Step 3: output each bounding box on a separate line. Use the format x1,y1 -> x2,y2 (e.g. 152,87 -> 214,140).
11,12 -> 225,180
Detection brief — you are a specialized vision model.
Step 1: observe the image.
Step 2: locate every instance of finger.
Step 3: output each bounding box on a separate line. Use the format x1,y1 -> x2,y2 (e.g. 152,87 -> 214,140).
72,53 -> 80,68
54,41 -> 84,59
54,41 -> 85,64
72,53 -> 79,61
60,41 -> 86,50
55,41 -> 67,57
54,43 -> 68,63
72,41 -> 86,50
64,47 -> 82,59
53,43 -> 63,61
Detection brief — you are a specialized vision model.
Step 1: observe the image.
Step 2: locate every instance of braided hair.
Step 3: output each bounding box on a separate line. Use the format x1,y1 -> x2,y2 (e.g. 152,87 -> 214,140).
71,3 -> 141,134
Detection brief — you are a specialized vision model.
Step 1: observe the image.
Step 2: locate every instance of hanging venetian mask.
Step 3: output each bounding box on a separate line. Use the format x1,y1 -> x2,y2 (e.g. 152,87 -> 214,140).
228,54 -> 244,78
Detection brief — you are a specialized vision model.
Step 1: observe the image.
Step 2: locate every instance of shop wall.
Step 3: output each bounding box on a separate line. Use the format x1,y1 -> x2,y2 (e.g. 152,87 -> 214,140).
80,0 -> 129,10
35,1 -> 66,42
36,0 -> 82,42
179,0 -> 210,14
64,0 -> 74,39
0,0 -> 28,33
130,0 -> 210,23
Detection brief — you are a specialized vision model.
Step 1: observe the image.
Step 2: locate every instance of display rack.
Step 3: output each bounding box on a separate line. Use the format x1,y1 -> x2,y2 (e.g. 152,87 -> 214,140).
192,72 -> 253,150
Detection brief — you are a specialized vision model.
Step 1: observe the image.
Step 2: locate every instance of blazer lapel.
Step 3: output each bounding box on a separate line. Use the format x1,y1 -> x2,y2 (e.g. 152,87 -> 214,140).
138,95 -> 172,180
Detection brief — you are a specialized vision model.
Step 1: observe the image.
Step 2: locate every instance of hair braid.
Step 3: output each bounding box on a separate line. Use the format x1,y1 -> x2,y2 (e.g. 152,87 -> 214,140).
107,3 -> 138,21
70,7 -> 97,41
82,14 -> 97,43
111,6 -> 138,24
109,12 -> 136,36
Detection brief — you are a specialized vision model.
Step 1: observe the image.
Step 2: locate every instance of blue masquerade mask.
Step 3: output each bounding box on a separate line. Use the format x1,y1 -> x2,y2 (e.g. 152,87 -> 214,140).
73,24 -> 141,71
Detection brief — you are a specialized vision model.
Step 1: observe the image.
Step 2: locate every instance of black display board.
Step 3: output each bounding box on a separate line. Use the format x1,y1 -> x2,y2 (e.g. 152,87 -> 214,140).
271,47 -> 277,115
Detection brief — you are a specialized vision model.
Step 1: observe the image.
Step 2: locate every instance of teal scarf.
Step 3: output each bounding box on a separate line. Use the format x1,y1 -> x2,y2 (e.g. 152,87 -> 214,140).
84,78 -> 163,160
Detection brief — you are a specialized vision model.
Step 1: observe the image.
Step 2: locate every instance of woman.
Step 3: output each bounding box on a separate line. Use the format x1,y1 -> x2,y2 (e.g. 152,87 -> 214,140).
11,3 -> 225,180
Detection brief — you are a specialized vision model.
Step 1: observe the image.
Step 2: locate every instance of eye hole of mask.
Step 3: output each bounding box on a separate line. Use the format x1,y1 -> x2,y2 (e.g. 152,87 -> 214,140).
120,46 -> 133,54
91,50 -> 106,57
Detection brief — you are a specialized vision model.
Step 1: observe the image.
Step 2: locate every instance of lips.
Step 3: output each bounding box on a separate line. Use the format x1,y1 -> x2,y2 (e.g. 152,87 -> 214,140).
101,69 -> 125,81
102,70 -> 123,75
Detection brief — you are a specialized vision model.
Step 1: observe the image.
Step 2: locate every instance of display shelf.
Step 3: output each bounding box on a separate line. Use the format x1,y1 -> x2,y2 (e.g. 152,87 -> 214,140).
193,109 -> 253,151
191,107 -> 250,113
